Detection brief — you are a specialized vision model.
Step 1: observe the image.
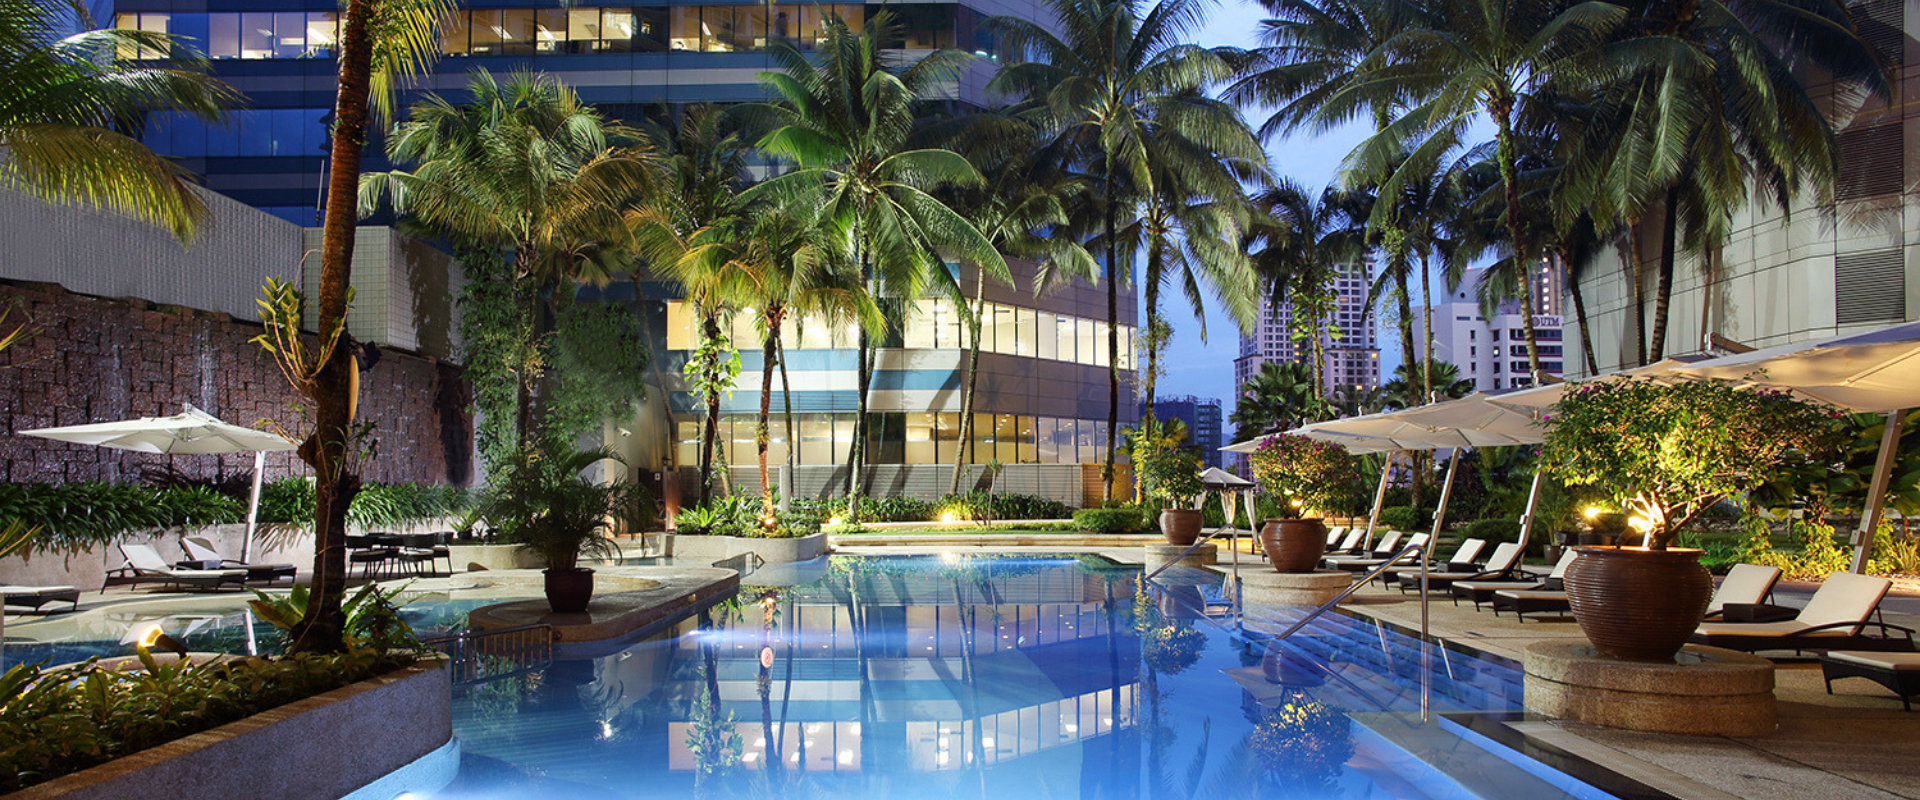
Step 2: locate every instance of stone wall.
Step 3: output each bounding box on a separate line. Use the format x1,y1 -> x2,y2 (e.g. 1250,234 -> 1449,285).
0,281 -> 472,487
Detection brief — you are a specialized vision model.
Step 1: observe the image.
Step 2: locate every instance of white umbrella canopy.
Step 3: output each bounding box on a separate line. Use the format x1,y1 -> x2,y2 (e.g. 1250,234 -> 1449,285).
1675,321 -> 1920,413
19,404 -> 298,561
1198,467 -> 1253,488
1484,358 -> 1701,415
1392,393 -> 1546,447
20,404 -> 298,455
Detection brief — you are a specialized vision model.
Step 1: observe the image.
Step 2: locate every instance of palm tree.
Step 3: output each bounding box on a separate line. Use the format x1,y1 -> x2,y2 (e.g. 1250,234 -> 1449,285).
749,11 -> 1006,515
988,0 -> 1258,501
1247,178 -> 1369,396
1382,360 -> 1472,409
1362,146 -> 1470,401
1328,0 -> 1626,380
0,0 -> 236,241
293,0 -> 453,652
627,104 -> 760,505
1229,360 -> 1328,441
362,69 -> 655,459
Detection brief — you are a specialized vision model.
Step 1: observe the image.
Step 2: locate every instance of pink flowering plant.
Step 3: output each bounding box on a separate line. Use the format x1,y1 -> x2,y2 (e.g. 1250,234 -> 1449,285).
1538,379 -> 1849,549
1250,433 -> 1360,519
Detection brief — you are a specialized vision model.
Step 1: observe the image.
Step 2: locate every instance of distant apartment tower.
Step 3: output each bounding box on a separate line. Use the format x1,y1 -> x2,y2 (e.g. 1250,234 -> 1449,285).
1235,261 -> 1381,396
1142,396 -> 1224,470
1414,267 -> 1566,393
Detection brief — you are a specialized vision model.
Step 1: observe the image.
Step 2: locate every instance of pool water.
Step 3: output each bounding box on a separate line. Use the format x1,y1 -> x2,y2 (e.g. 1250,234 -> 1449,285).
425,555 -> 1612,800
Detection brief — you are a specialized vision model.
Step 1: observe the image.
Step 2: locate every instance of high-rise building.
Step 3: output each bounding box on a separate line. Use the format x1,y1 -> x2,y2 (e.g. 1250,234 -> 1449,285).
1141,396 -> 1223,469
1235,261 -> 1381,396
1413,267 -> 1565,393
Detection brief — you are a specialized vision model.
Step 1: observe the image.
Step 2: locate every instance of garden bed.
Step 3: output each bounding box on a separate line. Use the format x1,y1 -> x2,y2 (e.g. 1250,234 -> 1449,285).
662,532 -> 826,564
2,659 -> 452,800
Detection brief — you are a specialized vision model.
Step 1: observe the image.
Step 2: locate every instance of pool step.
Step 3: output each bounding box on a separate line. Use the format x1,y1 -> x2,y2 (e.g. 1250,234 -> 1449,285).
1347,712 -> 1609,800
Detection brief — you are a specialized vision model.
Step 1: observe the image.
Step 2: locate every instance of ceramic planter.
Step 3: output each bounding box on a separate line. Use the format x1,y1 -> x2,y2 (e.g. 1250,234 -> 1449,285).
1564,546 -> 1712,661
1159,508 -> 1204,546
543,567 -> 595,613
1260,518 -> 1328,573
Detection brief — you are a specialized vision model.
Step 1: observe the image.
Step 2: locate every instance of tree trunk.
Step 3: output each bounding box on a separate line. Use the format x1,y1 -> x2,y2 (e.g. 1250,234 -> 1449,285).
1142,242 -> 1162,422
1565,250 -> 1601,375
950,273 -> 986,494
1492,99 -> 1544,381
1626,221 -> 1649,367
1650,185 -> 1680,362
1419,251 -> 1434,400
758,308 -> 782,517
1395,270 -> 1415,398
512,247 -> 541,459
698,312 -> 722,507
291,0 -> 374,654
777,328 -> 795,475
1102,160 -> 1119,503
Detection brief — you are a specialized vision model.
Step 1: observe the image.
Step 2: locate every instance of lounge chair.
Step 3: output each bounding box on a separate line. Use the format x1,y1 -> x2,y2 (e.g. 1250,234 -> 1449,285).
1325,528 -> 1365,554
2,585 -> 80,613
182,537 -> 296,584
1699,564 -> 1784,620
1455,549 -> 1578,610
1325,531 -> 1403,568
1375,538 -> 1486,588
105,543 -> 247,591
1690,572 -> 1915,654
1496,557 -> 1784,622
1395,541 -> 1524,593
1330,533 -> 1429,573
1821,651 -> 1920,710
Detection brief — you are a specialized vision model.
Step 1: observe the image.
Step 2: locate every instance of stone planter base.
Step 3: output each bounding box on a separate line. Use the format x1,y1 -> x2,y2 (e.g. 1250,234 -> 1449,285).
1144,543 -> 1216,572
447,543 -> 543,571
1523,641 -> 1775,737
662,532 -> 827,565
1240,569 -> 1350,606
3,661 -> 452,800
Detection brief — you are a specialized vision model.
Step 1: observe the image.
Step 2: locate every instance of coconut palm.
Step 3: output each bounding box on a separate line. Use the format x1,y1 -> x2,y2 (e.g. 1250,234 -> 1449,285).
290,0 -> 454,652
1230,360 -> 1328,441
1247,178 -> 1369,396
362,69 -> 656,458
0,0 -> 236,242
1382,360 -> 1473,409
748,11 -> 1007,514
988,0 -> 1259,501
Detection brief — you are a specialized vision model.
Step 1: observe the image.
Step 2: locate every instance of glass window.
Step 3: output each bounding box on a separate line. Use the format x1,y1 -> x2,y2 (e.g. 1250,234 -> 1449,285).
1036,313 -> 1057,360
1015,308 -> 1036,357
731,309 -> 759,346
241,12 -> 274,58
629,8 -> 664,51
731,416 -> 758,467
994,414 -> 1019,463
665,301 -> 694,350
669,6 -> 701,50
903,302 -> 934,349
905,412 -> 936,464
438,10 -> 468,55
208,13 -> 239,58
1017,416 -> 1036,463
469,9 -> 502,55
568,8 -> 601,42
935,412 -> 961,463
1035,418 -> 1058,463
1093,322 -> 1111,367
769,5 -> 799,43
1076,319 -> 1095,365
499,9 -> 537,55
972,412 -> 995,463
831,414 -> 855,462
535,9 -> 566,53
272,12 -> 303,57
992,305 -> 1017,355
932,299 -> 961,349
798,315 -> 832,349
827,4 -> 864,33
676,420 -> 701,470
799,414 -> 833,465
306,12 -> 338,54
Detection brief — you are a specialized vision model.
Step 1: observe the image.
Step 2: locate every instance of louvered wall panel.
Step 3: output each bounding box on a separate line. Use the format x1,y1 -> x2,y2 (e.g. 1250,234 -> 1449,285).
1835,247 -> 1907,325
1849,0 -> 1905,65
1837,123 -> 1904,201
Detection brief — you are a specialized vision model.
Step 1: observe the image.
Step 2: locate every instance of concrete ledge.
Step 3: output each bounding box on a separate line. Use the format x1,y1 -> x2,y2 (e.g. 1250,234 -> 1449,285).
1523,641 -> 1776,737
3,660 -> 452,800
830,532 -> 1162,547
1145,543 -> 1216,571
448,543 -> 543,571
467,566 -> 738,645
662,532 -> 827,564
1241,569 -> 1351,606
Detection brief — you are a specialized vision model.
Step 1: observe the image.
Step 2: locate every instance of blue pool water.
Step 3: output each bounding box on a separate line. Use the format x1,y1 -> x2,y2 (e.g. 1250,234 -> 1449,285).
425,555 -> 1611,800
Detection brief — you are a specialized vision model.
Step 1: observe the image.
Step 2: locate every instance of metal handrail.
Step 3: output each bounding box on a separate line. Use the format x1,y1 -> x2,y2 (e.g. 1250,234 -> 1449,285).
1245,542 -> 1429,644
422,622 -> 553,686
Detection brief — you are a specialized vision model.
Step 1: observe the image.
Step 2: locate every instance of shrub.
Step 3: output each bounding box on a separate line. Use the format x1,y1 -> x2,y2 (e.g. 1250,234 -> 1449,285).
1377,506 -> 1419,533
1074,507 -> 1145,533
1462,517 -> 1520,546
1249,433 -> 1363,518
0,482 -> 247,554
1869,524 -> 1920,576
255,479 -> 474,530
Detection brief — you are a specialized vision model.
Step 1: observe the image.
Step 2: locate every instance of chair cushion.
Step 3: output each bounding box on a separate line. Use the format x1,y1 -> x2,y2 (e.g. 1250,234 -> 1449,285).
1,585 -> 78,595
1494,589 -> 1566,601
1453,580 -> 1540,593
1694,620 -> 1822,638
1826,651 -> 1920,671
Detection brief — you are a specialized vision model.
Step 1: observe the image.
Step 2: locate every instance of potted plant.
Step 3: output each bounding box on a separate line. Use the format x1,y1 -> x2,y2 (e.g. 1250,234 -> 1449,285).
482,440 -> 628,613
1249,433 -> 1359,572
1129,420 -> 1207,545
1540,379 -> 1848,660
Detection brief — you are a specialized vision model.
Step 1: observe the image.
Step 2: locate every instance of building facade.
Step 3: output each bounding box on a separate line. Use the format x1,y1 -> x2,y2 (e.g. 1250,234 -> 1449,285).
1234,261 -> 1380,396
1413,267 -> 1566,393
1139,396 -> 1222,470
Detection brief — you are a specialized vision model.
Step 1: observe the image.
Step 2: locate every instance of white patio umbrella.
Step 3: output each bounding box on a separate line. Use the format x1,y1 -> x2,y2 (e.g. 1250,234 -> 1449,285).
1678,320 -> 1920,572
19,404 -> 298,561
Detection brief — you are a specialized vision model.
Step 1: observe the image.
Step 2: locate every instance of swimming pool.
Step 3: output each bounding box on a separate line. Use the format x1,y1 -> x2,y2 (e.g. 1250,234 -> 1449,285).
426,555 -> 1620,800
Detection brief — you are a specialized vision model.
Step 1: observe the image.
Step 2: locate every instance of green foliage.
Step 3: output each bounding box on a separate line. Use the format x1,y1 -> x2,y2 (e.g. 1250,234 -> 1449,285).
1377,506 -> 1419,533
1230,361 -> 1331,442
1463,517 -> 1521,546
1247,701 -> 1353,779
1141,623 -> 1207,675
1540,379 -> 1849,548
0,482 -> 244,554
789,493 -> 1074,523
253,479 -> 472,529
1869,524 -> 1920,576
1742,516 -> 1852,580
247,582 -> 423,653
1075,507 -> 1146,534
0,649 -> 419,793
454,243 -> 536,483
481,441 -> 628,570
1755,412 -> 1920,521
673,496 -> 819,538
1126,416 -> 1205,509
1250,434 -> 1363,519
547,298 -> 651,443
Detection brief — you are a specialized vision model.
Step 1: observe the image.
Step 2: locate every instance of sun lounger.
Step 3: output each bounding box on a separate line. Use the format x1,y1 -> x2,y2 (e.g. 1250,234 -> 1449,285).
1375,538 -> 1486,587
2,585 -> 80,612
1821,651 -> 1920,710
1691,572 -> 1914,654
1496,555 -> 1786,622
1325,531 -> 1401,566
104,543 -> 247,592
182,537 -> 296,584
1700,564 -> 1783,620
1454,549 -> 1578,610
1395,541 -> 1524,593
1330,533 -> 1429,572
1325,528 -> 1365,554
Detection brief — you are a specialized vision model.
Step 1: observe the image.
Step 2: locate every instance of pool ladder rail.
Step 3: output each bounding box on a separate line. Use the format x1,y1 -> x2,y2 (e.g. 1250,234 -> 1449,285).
1142,529 -> 1432,645
423,622 -> 554,687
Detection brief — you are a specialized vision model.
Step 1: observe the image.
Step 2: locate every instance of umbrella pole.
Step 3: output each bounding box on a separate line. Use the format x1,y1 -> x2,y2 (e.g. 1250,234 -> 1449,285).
1518,470 -> 1544,551
1429,451 -> 1460,543
1851,409 -> 1907,574
244,451 -> 265,563
1363,451 -> 1394,550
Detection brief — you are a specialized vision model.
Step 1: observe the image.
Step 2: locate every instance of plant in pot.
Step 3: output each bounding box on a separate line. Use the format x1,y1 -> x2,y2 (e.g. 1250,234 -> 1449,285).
1539,379 -> 1848,660
1250,433 -> 1359,572
482,440 -> 628,613
1128,418 -> 1206,545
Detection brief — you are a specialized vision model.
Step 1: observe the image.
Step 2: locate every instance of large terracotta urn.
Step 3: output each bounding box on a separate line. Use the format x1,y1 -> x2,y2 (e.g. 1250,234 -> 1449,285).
1564,547 -> 1712,661
1160,509 -> 1204,546
543,567 -> 596,613
1260,518 -> 1328,573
